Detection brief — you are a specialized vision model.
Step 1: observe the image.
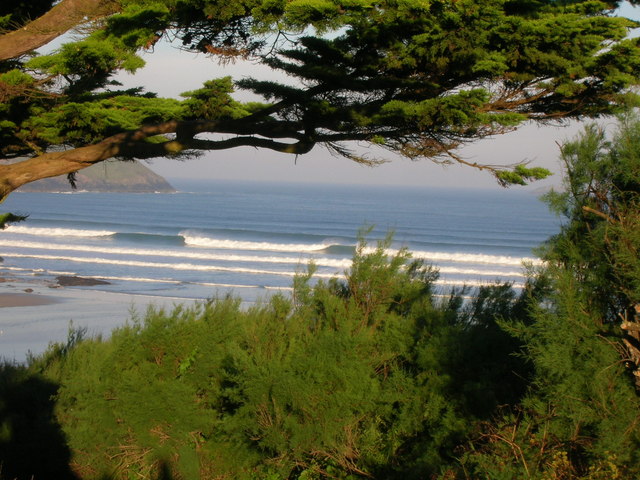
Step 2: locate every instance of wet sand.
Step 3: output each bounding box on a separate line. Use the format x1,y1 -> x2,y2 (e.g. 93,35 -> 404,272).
0,279 -> 199,363
0,292 -> 61,308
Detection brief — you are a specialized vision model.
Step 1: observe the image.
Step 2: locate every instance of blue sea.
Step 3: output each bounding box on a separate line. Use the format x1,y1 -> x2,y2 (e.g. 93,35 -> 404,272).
0,180 -> 560,303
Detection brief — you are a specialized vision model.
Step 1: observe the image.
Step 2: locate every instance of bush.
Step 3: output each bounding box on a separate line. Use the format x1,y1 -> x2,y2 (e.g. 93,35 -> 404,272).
5,236 -> 530,479
12,115 -> 640,479
452,114 -> 640,480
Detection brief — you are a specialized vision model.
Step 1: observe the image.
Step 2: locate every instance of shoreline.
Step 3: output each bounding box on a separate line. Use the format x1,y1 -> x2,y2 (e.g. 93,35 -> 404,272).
0,292 -> 62,308
0,276 -> 202,364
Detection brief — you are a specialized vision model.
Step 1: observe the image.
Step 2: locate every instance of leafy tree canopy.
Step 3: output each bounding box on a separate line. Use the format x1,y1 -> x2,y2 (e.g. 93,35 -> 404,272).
1,0 -> 640,200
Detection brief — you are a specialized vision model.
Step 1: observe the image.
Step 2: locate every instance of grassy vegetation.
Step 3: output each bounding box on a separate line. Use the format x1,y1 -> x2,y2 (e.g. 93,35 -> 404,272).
1,116 -> 640,479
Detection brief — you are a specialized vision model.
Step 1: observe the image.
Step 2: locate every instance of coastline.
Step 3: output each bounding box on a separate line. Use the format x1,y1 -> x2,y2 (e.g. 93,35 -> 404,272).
0,275 -> 200,364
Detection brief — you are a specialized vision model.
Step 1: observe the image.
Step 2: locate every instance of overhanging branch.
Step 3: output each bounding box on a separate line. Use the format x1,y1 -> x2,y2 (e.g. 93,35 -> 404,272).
0,117 -> 318,201
0,0 -> 120,61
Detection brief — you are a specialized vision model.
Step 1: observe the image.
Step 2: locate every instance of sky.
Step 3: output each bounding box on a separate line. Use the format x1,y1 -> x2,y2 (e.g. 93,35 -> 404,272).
114,2 -> 640,190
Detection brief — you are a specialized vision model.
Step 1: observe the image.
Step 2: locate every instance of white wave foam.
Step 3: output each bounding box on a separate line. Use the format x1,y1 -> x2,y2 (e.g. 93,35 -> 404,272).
4,251 -> 527,283
197,282 -> 264,289
363,247 -> 542,267
0,266 -> 77,276
181,233 -> 330,253
92,276 -> 524,291
434,279 -> 526,289
5,226 -> 115,237
6,253 -> 339,279
2,237 -> 540,269
4,256 -> 526,291
93,275 -> 182,284
2,240 -> 528,277
437,266 -> 523,277
414,250 -> 542,267
0,240 -> 351,269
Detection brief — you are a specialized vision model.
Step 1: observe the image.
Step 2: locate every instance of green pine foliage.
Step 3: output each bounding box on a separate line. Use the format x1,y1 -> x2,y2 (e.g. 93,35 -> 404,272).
181,77 -> 259,120
3,0 -> 640,190
24,96 -> 184,146
542,114 -> 640,318
450,114 -> 640,480
0,212 -> 28,228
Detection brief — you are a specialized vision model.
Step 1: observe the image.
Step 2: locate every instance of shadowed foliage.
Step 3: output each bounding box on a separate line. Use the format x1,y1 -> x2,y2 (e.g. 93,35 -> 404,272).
0,363 -> 77,480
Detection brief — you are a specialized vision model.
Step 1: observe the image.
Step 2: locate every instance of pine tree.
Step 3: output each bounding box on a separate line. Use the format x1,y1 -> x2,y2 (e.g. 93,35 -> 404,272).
454,113 -> 640,479
2,0 -> 640,201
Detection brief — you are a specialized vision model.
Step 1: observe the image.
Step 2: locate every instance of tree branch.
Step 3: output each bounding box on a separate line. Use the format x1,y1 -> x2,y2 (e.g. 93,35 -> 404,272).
180,137 -> 315,154
582,205 -> 616,223
0,118 -> 319,201
0,120 -> 179,200
0,0 -> 120,61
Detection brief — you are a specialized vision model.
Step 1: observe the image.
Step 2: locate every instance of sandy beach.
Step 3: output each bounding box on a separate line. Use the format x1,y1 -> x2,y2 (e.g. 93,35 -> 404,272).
0,291 -> 62,307
0,276 -> 199,363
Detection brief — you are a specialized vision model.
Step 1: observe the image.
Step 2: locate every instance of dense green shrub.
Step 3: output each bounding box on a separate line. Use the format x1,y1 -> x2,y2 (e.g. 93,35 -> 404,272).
0,236 -> 529,480
3,117 -> 640,479
0,363 -> 76,479
451,114 -> 640,480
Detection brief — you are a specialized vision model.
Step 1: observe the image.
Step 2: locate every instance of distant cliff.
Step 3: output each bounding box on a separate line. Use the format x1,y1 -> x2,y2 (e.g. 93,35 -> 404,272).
18,160 -> 175,193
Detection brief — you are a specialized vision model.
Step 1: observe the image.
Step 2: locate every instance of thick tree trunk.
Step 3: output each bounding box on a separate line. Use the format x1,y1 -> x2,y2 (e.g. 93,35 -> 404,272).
0,0 -> 119,61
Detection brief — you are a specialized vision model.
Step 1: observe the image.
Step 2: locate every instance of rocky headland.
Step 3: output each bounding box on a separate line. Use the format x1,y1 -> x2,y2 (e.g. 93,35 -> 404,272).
17,160 -> 175,193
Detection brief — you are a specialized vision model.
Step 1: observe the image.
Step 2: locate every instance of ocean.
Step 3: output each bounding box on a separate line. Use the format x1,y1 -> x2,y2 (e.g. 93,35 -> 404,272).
0,180 -> 560,304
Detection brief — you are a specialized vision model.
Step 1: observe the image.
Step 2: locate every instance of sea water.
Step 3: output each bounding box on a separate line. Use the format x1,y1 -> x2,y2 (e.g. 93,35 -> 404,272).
0,180 -> 560,303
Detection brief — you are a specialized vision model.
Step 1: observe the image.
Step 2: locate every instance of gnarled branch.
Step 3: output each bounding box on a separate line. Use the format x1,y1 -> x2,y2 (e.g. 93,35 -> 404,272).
0,0 -> 119,61
0,118 -> 318,201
